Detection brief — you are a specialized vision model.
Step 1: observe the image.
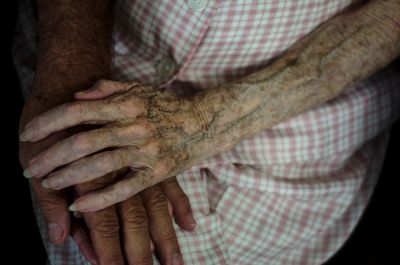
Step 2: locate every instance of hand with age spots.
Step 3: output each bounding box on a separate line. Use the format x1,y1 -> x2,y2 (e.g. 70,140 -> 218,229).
19,121 -> 98,264
20,96 -> 195,265
21,80 -> 206,213
20,0 -> 400,263
21,0 -> 199,263
20,0 -> 400,214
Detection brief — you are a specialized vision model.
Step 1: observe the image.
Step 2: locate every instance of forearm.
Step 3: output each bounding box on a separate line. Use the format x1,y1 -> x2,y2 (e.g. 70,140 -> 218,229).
31,0 -> 111,109
192,0 -> 400,160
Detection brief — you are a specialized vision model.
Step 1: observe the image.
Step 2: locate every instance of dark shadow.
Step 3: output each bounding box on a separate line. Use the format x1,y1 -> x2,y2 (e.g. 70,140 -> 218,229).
8,2 -> 47,264
325,60 -> 400,265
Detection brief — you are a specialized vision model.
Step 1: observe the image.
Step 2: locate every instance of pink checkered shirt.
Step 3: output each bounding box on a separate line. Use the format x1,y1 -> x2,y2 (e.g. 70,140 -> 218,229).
14,0 -> 400,264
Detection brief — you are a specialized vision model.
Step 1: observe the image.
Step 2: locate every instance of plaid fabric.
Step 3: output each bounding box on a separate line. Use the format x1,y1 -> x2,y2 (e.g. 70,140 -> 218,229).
14,0 -> 400,264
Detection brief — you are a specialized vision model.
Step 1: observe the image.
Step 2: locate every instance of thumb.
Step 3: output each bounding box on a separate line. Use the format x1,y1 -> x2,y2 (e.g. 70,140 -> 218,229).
75,80 -> 139,100
31,178 -> 71,244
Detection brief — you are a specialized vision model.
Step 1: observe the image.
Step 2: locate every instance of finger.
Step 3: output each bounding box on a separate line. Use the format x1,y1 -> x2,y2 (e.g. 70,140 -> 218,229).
69,170 -> 158,212
26,125 -> 150,179
72,193 -> 83,219
118,195 -> 153,265
161,177 -> 196,231
84,207 -> 124,265
76,173 -> 125,265
141,186 -> 184,265
41,149 -> 153,190
71,222 -> 98,265
75,80 -> 139,100
31,178 -> 71,244
19,101 -> 116,142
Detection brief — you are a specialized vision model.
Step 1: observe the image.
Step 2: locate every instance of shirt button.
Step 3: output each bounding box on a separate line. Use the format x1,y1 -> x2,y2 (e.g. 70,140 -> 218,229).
188,0 -> 208,11
157,57 -> 177,80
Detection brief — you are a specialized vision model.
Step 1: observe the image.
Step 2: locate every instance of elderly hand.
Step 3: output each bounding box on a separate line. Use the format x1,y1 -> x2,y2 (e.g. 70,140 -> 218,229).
20,96 -> 195,265
21,80 -> 208,212
19,98 -> 97,264
78,175 -> 194,265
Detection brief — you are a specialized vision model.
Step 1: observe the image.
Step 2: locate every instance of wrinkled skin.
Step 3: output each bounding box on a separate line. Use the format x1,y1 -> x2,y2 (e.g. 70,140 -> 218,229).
22,81 -> 207,212
20,96 -> 195,264
21,0 -> 400,215
21,0 -> 198,264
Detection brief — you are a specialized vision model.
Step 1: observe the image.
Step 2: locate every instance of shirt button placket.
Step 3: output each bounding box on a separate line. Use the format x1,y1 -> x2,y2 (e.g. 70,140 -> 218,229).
187,0 -> 208,11
157,56 -> 177,82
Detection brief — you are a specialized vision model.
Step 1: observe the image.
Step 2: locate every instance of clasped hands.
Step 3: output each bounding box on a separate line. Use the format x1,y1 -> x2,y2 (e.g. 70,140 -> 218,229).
20,80 -> 211,264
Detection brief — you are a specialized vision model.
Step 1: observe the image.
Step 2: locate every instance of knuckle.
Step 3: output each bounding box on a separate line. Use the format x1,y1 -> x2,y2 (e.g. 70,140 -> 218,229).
130,171 -> 153,190
102,253 -> 125,265
125,216 -> 148,232
33,117 -> 44,129
118,183 -> 133,199
88,209 -> 120,236
38,195 -> 65,214
72,134 -> 92,152
116,126 -> 131,141
141,142 -> 161,157
145,190 -> 168,213
124,123 -> 151,140
64,102 -> 81,116
158,230 -> 178,244
98,154 -> 115,172
127,255 -> 153,265
137,120 -> 155,135
37,152 -> 53,170
123,207 -> 149,231
154,159 -> 170,177
48,175 -> 65,189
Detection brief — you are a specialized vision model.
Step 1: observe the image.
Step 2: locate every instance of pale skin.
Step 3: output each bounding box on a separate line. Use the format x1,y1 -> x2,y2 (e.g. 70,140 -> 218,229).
21,0 -> 400,214
20,0 -> 193,264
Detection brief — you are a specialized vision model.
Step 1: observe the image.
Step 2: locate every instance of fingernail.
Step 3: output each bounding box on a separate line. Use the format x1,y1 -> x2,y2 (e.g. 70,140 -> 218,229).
23,169 -> 33,179
69,203 -> 77,211
48,223 -> 63,242
24,164 -> 41,178
172,253 -> 184,265
41,179 -> 50,188
19,130 -> 32,142
186,214 -> 197,229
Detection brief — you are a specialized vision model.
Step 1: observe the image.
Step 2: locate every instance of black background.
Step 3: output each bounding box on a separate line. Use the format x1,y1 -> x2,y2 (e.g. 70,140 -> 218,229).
5,2 -> 399,264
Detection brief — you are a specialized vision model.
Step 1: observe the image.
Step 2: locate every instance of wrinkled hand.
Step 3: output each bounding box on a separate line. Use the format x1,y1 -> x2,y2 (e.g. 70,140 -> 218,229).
19,98 -> 97,263
21,80 -> 207,212
78,175 -> 194,265
21,138 -> 194,265
20,96 -> 196,265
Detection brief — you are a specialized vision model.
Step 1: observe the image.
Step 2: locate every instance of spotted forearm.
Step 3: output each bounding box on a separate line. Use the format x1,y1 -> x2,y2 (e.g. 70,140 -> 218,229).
191,0 -> 400,161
